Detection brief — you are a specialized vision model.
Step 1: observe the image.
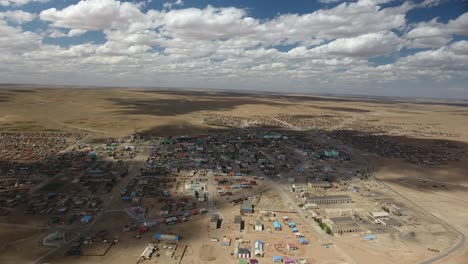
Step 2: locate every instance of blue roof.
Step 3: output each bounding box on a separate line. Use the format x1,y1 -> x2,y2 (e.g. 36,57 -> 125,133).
81,215 -> 92,222
299,237 -> 306,242
255,240 -> 264,244
292,227 -> 298,232
273,256 -> 283,260
274,221 -> 281,228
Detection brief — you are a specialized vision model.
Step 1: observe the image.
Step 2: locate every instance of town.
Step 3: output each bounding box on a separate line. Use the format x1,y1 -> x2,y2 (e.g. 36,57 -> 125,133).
1,127 -> 461,264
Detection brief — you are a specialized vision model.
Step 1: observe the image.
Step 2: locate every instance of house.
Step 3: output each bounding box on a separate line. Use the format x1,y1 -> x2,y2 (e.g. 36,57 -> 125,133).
249,259 -> 259,264
273,256 -> 283,262
254,240 -> 264,257
284,257 -> 296,264
254,220 -> 263,231
154,234 -> 179,243
80,215 -> 92,223
291,227 -> 298,232
210,214 -> 219,229
294,232 -> 304,238
238,248 -> 251,259
241,200 -> 253,214
299,237 -> 309,245
234,215 -> 243,231
140,243 -> 155,260
287,243 -> 298,251
222,237 -> 231,246
274,220 -> 282,230
165,216 -> 178,225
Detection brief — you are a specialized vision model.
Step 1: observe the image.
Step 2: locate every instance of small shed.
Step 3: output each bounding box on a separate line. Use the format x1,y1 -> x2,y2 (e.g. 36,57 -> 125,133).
249,259 -> 259,264
291,227 -> 298,232
284,257 -> 296,264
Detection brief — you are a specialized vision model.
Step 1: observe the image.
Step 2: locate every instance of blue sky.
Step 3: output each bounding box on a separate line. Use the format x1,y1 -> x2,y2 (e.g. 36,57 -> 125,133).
0,0 -> 467,98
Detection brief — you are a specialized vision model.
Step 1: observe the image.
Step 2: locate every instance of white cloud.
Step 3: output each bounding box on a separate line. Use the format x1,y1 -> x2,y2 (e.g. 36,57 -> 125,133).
68,29 -> 87,37
163,0 -> 183,10
0,0 -> 48,6
404,12 -> 468,49
40,0 -> 147,31
0,0 -> 465,97
47,29 -> 66,38
450,40 -> 468,55
318,0 -> 342,3
418,0 -> 444,8
0,20 -> 41,52
313,31 -> 401,58
0,10 -> 36,24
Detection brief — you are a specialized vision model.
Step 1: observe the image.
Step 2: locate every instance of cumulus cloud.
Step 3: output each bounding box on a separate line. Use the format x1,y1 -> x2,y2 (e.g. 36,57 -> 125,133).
0,10 -> 36,24
404,12 -> 468,49
313,31 -> 401,58
0,0 -> 465,96
40,0 -> 147,31
0,20 -> 41,52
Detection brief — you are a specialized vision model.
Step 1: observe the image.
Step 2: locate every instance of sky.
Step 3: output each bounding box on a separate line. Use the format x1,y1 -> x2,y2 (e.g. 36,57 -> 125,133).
0,0 -> 467,99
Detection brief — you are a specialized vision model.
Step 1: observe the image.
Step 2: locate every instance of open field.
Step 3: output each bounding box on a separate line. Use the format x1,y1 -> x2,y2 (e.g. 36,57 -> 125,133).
0,86 -> 467,141
0,86 -> 467,264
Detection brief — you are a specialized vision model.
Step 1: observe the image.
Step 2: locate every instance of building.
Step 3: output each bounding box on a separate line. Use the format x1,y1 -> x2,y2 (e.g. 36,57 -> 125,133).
306,195 -> 352,205
222,237 -> 231,246
254,240 -> 264,257
241,200 -> 253,214
308,181 -> 332,188
184,180 -> 207,192
328,217 -> 360,233
254,220 -> 263,231
238,248 -> 251,259
80,215 -> 92,224
368,211 -> 390,222
154,234 -> 180,243
140,243 -> 155,260
299,237 -> 309,245
234,215 -> 243,231
377,218 -> 402,227
287,243 -> 298,251
210,214 -> 219,229
273,256 -> 283,262
273,220 -> 282,230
